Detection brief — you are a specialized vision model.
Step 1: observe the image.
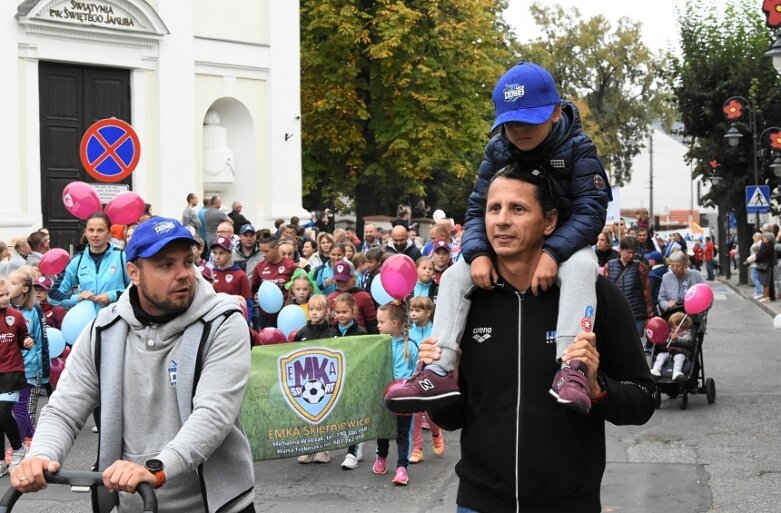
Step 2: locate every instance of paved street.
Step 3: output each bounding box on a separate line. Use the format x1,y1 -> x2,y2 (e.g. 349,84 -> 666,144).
3,273 -> 781,512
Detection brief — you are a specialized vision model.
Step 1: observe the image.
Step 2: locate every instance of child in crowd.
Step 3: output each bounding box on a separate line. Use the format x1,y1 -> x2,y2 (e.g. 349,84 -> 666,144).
294,294 -> 337,342
32,277 -> 65,330
386,61 -> 611,416
7,269 -> 48,451
362,248 -> 384,294
650,311 -> 694,381
210,237 -> 253,312
285,269 -> 318,318
374,302 -> 418,485
326,260 -> 378,334
295,295 -> 338,464
351,253 -> 368,289
344,243 -> 356,261
333,293 -> 368,470
406,297 -> 444,463
412,257 -> 438,303
430,241 -> 452,286
0,278 -> 33,475
312,243 -> 347,295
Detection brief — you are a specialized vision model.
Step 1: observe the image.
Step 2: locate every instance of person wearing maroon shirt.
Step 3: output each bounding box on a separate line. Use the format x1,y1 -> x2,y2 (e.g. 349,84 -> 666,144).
0,279 -> 32,476
326,260 -> 378,334
31,277 -> 65,330
251,237 -> 297,329
431,241 -> 453,286
210,237 -> 252,303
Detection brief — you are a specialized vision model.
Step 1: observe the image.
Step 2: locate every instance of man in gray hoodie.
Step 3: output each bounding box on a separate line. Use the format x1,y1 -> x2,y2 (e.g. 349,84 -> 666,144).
10,217 -> 256,513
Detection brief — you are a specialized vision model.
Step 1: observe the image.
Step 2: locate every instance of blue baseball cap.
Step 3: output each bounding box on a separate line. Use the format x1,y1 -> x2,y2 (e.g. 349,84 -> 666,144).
491,62 -> 561,131
645,251 -> 664,263
125,217 -> 197,261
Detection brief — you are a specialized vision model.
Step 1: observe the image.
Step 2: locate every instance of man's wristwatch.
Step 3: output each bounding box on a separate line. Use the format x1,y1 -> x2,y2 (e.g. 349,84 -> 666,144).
592,373 -> 609,403
144,459 -> 166,488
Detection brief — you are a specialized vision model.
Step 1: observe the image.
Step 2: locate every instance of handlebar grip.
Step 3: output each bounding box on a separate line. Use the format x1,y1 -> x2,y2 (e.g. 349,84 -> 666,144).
0,470 -> 158,513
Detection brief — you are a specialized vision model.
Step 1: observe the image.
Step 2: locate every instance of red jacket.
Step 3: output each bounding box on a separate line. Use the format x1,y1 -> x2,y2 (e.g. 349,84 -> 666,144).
212,266 -> 252,300
0,307 -> 29,375
40,301 -> 66,330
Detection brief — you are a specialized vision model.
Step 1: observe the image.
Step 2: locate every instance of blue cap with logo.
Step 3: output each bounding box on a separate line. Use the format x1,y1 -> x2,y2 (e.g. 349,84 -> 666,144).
491,62 -> 561,131
125,217 -> 197,261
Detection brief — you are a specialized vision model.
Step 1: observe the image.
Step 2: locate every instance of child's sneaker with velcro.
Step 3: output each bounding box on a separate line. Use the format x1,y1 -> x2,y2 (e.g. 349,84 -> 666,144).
549,360 -> 591,414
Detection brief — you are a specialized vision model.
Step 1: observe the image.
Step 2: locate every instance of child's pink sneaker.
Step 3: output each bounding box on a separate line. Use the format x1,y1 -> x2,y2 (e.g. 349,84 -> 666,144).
372,455 -> 387,475
392,466 -> 409,485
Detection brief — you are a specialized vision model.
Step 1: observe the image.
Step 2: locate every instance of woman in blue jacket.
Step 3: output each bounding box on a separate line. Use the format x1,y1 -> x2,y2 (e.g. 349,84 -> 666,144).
48,212 -> 129,312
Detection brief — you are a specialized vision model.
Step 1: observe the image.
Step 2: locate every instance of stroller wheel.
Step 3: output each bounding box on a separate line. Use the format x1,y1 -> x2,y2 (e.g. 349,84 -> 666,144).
679,393 -> 688,410
705,378 -> 716,404
654,390 -> 661,409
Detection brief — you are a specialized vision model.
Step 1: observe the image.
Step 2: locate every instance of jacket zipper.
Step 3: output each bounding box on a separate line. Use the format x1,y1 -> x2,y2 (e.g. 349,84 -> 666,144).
515,290 -> 523,513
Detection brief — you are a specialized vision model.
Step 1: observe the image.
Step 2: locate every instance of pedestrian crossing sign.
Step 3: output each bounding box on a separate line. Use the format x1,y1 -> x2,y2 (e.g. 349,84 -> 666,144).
746,185 -> 771,213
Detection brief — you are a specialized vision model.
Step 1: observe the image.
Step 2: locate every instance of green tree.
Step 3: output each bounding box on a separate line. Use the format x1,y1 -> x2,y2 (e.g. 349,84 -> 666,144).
300,0 -> 515,230
674,0 -> 781,284
517,3 -> 673,185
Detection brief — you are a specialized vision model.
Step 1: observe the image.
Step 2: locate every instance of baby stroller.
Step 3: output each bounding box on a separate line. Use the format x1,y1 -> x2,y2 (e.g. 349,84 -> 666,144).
649,305 -> 716,410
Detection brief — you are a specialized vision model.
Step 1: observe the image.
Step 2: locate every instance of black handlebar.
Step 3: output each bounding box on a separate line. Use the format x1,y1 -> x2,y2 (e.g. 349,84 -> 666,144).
0,470 -> 157,513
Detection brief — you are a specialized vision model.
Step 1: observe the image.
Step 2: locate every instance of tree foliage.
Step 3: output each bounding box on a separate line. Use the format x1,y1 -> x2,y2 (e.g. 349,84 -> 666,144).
674,0 -> 781,283
300,0 -> 515,224
517,3 -> 673,185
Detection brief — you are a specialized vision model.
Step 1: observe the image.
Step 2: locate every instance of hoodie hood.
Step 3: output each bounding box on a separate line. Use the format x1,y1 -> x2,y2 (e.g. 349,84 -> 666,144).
113,273 -> 228,343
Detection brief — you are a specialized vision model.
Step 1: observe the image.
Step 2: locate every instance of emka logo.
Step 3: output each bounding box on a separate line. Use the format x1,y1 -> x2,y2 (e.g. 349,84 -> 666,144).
472,327 -> 492,343
279,347 -> 344,424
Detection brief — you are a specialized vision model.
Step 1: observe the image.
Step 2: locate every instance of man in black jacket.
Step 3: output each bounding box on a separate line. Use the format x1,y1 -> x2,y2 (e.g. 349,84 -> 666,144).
424,164 -> 656,513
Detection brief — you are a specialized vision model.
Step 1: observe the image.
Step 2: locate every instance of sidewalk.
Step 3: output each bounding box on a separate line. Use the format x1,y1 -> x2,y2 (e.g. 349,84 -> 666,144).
716,267 -> 781,317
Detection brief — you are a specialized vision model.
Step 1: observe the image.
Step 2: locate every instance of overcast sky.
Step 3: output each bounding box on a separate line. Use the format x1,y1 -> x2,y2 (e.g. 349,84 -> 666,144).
503,0 -> 683,55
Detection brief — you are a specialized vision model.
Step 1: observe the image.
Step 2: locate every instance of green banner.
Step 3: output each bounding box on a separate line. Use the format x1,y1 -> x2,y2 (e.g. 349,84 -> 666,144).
241,335 -> 398,460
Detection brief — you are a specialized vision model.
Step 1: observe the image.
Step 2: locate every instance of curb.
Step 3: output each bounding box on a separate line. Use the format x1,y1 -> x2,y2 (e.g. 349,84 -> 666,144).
716,276 -> 779,318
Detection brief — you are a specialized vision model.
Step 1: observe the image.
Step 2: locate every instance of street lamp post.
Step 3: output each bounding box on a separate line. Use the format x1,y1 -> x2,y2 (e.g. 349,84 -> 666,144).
722,96 -> 781,231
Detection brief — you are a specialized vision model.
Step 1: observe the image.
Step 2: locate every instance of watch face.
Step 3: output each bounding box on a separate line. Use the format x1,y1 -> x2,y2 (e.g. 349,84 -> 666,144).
145,459 -> 164,473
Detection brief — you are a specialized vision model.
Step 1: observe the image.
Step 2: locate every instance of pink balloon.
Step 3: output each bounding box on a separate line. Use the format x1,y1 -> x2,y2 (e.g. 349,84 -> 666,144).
645,316 -> 670,345
38,248 -> 71,275
287,329 -> 300,342
49,357 -> 66,388
380,254 -> 417,301
258,327 -> 287,345
104,191 -> 145,225
62,181 -> 101,220
684,283 -> 714,315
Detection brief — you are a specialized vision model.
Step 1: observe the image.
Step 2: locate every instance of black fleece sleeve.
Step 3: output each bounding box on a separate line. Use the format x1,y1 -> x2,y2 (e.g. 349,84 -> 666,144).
590,276 -> 657,424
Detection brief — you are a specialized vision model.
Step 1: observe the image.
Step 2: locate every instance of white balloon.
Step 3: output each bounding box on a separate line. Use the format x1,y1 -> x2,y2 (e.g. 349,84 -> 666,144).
432,209 -> 446,221
774,314 -> 781,330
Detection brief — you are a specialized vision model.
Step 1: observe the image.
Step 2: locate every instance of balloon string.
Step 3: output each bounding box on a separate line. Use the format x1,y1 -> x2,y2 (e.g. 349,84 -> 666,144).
666,314 -> 688,348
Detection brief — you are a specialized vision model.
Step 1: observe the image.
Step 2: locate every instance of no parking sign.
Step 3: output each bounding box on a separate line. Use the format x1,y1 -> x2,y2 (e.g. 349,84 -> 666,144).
79,118 -> 140,183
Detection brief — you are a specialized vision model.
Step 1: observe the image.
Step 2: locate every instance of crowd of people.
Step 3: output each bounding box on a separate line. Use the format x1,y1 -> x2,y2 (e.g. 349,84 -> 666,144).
0,59 -> 730,512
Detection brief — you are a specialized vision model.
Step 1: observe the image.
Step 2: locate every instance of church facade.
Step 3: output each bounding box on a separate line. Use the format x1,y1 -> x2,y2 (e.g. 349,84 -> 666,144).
2,0 -> 304,250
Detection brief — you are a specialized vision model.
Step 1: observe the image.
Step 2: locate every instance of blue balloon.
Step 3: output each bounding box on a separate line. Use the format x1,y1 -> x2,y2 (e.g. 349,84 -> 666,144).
371,274 -> 394,305
47,327 -> 66,359
61,300 -> 99,344
257,281 -> 284,314
277,305 -> 307,337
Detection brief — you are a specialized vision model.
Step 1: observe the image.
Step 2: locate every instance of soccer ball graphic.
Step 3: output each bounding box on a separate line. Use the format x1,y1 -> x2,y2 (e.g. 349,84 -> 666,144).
300,379 -> 327,404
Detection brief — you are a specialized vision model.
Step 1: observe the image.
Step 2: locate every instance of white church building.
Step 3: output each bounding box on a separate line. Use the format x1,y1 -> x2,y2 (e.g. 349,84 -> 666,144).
2,0 -> 306,250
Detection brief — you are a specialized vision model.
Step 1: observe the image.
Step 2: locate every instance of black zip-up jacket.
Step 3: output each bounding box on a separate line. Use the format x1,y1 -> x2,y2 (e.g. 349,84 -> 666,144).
294,321 -> 338,342
429,276 -> 656,513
